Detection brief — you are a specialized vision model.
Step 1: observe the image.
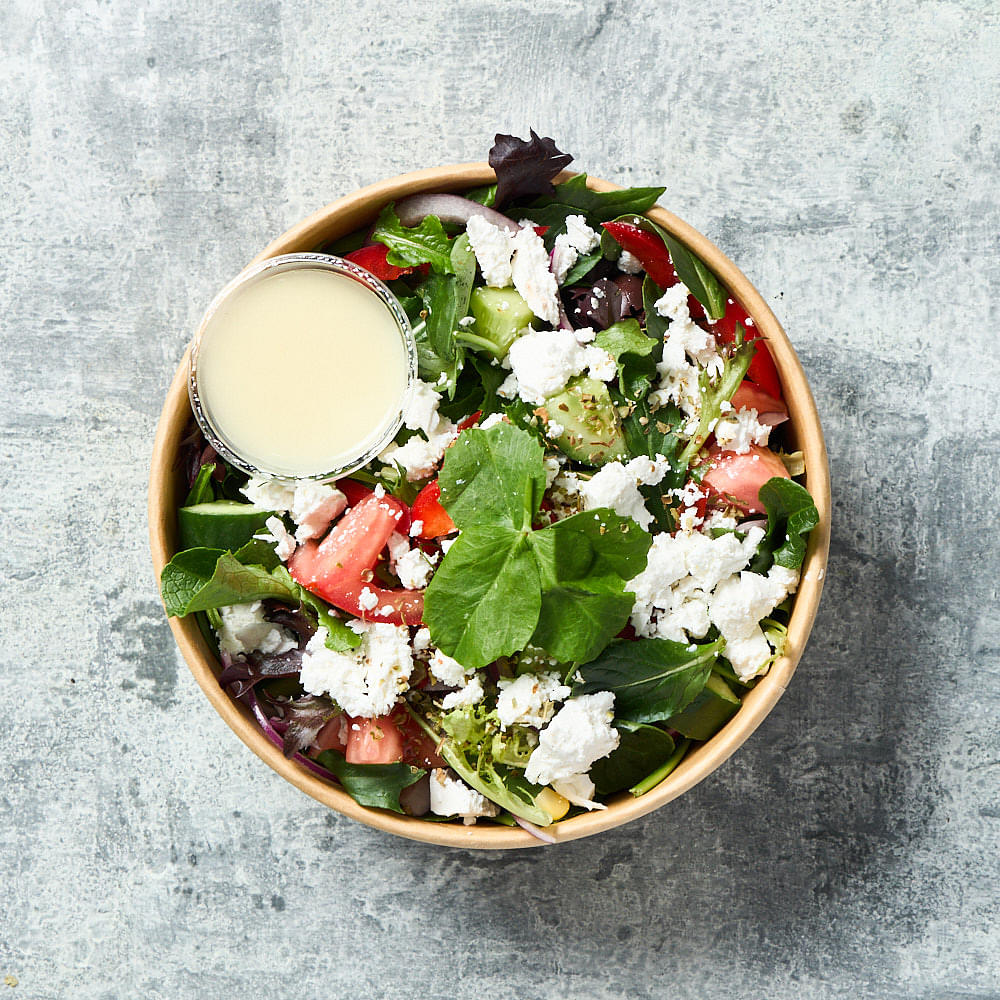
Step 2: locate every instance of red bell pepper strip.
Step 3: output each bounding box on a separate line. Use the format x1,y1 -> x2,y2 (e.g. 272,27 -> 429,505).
600,221 -> 679,289
344,243 -> 417,282
711,299 -> 783,400
411,481 -> 455,540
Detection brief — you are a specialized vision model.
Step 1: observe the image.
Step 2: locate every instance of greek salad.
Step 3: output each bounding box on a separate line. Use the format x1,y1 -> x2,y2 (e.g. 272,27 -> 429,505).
161,132 -> 819,837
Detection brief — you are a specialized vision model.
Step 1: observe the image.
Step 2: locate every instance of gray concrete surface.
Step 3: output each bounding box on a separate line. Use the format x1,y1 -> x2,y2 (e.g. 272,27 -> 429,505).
2,1 -> 998,997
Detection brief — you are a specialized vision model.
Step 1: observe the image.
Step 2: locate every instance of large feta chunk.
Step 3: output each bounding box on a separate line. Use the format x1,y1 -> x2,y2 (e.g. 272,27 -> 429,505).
217,602 -> 296,657
290,480 -> 348,543
429,769 -> 499,824
551,215 -> 600,284
496,671 -> 570,730
578,455 -> 671,531
511,226 -> 561,326
403,379 -> 445,437
507,328 -> 586,404
466,214 -> 514,288
524,693 -> 620,786
714,407 -> 770,454
298,623 -> 413,717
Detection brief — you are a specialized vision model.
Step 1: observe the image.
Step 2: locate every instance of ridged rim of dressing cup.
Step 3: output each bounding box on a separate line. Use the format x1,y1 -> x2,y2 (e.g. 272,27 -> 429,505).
188,252 -> 418,482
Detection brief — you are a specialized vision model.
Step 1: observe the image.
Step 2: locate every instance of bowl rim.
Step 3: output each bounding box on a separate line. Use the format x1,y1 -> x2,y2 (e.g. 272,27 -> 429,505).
148,163 -> 831,850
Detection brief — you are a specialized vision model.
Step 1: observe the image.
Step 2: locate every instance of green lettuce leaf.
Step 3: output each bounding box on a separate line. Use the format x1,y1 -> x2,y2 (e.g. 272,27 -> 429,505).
575,637 -> 724,724
371,204 -> 454,274
594,318 -> 658,401
160,547 -> 297,618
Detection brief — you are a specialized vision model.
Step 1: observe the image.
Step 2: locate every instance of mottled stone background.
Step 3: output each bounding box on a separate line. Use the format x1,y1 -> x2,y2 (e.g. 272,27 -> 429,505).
1,1 -> 998,997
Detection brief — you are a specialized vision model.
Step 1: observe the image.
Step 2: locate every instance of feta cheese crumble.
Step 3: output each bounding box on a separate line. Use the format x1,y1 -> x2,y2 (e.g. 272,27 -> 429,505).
550,214 -> 600,284
216,602 -> 296,657
714,407 -> 770,454
496,671 -> 571,730
429,769 -> 499,824
510,226 -> 561,326
257,515 -> 296,561
466,214 -> 515,288
299,623 -> 413,717
241,477 -> 347,543
579,455 -> 671,531
380,378 -> 458,481
506,328 -> 619,405
616,249 -> 643,274
524,693 -> 620,786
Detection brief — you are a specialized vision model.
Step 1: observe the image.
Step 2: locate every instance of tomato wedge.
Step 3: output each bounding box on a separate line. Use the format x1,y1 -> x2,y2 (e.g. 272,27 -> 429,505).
336,478 -> 410,534
411,481 -> 455,539
730,380 -> 788,428
289,493 -> 423,626
702,444 -> 790,515
601,220 -> 678,289
345,714 -> 406,764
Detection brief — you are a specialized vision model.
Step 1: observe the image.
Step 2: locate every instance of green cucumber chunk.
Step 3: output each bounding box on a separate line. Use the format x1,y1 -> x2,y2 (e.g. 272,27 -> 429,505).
177,500 -> 275,552
665,673 -> 741,741
543,376 -> 628,466
468,286 -> 536,357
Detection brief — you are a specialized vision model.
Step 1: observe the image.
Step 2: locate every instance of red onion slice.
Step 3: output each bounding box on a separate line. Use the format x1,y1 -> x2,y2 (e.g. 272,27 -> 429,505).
514,816 -> 558,844
247,690 -> 338,782
394,193 -> 520,233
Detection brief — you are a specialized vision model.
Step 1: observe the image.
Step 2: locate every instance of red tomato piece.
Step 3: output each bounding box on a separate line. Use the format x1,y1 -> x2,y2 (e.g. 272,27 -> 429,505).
411,480 -> 456,539
702,444 -> 790,515
395,710 -> 447,769
730,380 -> 789,428
600,221 -> 679,289
335,478 -> 410,534
344,243 -> 415,282
345,714 -> 406,765
314,714 -> 349,752
289,493 -> 424,626
456,410 -> 482,432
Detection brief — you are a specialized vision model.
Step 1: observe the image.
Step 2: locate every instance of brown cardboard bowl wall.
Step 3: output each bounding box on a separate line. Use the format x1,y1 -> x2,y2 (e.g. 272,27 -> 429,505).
149,165 -> 831,849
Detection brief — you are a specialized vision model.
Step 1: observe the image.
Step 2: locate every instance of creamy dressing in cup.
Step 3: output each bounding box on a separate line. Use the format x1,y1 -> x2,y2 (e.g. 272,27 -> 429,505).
189,254 -> 416,480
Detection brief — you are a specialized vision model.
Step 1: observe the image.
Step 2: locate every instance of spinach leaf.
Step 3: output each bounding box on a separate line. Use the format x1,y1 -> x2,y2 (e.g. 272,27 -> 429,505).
185,464 -> 216,506
561,249 -> 603,286
750,479 -> 820,573
528,510 -> 651,664
595,318 -> 658,401
589,722 -> 676,796
489,130 -> 573,208
464,183 -> 497,207
423,527 -> 541,669
541,173 -> 665,223
656,229 -> 727,321
642,274 -> 670,342
314,752 -> 425,813
161,548 -> 297,618
576,637 -> 724,724
372,204 -> 454,274
420,233 -> 477,364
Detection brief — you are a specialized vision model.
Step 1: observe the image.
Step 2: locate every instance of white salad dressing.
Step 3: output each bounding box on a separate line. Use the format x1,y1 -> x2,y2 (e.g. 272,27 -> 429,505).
193,260 -> 411,478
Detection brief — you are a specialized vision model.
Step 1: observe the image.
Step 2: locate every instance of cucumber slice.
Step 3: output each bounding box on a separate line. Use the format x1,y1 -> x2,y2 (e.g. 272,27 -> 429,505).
177,501 -> 275,552
468,286 -> 536,357
542,376 -> 628,466
665,673 -> 741,741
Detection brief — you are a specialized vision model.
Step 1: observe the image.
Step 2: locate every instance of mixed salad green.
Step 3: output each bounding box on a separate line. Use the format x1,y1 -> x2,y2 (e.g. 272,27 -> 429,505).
162,132 -> 819,838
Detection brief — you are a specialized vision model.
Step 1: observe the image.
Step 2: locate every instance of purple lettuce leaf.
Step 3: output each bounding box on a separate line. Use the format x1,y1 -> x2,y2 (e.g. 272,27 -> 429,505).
489,130 -> 573,208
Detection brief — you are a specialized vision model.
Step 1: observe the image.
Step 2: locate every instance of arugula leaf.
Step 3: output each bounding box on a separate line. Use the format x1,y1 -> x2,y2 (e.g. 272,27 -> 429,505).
541,173 -> 665,223
677,340 -> 755,468
371,204 -> 454,274
185,464 -> 216,506
594,319 -> 658,401
489,130 -> 573,207
314,752 -> 425,813
575,637 -> 724,724
750,479 -> 820,573
419,234 -> 477,368
528,510 -> 652,663
642,274 -> 670,342
423,528 -> 541,669
161,547 -> 297,618
589,722 -> 676,796
438,423 -> 546,531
